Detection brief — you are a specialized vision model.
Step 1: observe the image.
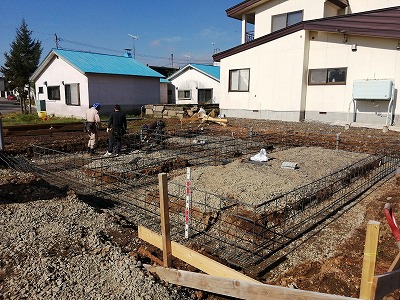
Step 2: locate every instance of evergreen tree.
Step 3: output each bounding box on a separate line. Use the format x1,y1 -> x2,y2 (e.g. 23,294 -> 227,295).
1,19 -> 42,113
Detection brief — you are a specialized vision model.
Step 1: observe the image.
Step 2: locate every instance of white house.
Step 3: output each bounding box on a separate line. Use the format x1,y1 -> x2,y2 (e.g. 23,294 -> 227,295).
214,0 -> 400,126
30,49 -> 164,118
167,64 -> 220,105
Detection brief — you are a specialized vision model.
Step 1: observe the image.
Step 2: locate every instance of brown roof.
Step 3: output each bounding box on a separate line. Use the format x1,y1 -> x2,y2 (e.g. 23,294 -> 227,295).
227,0 -> 348,20
227,0 -> 267,20
214,6 -> 400,62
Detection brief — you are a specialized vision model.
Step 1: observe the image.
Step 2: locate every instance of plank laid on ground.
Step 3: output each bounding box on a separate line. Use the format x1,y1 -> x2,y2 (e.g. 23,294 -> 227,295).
371,269 -> 400,300
138,225 -> 258,283
144,265 -> 358,300
202,116 -> 228,123
359,220 -> 380,300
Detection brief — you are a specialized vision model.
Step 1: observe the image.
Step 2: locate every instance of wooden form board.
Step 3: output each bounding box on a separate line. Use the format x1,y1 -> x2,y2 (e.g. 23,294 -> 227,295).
144,264 -> 357,300
138,225 -> 258,283
139,217 -> 400,299
371,269 -> 400,300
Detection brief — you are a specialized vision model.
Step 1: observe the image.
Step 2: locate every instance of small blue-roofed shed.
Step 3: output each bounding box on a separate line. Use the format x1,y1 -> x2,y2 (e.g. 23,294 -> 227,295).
167,63 -> 220,105
30,49 -> 165,118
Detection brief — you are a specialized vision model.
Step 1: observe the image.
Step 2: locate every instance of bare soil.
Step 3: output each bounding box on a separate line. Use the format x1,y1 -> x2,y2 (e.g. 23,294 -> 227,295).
2,117 -> 400,299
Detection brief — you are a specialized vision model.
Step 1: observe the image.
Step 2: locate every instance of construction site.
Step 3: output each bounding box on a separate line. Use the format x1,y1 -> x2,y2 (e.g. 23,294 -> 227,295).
1,116 -> 400,299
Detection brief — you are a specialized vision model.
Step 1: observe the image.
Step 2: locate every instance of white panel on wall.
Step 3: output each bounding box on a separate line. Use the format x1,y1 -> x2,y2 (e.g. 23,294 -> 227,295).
352,79 -> 393,100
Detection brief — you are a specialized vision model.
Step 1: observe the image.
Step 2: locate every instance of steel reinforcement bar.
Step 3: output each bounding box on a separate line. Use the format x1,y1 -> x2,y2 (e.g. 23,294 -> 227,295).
17,134 -> 400,274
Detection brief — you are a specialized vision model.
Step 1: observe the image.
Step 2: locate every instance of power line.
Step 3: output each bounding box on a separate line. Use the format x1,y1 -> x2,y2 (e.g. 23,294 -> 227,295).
57,38 -> 123,54
3,26 -> 214,66
54,35 -> 214,66
1,25 -> 212,68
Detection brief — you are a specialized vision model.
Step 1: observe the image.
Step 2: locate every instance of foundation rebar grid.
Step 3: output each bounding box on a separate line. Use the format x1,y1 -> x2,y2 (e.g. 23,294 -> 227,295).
22,126 -> 400,275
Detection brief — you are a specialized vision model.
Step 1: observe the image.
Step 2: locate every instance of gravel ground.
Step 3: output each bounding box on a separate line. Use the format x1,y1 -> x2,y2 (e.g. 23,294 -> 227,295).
0,169 -> 195,300
169,146 -> 369,205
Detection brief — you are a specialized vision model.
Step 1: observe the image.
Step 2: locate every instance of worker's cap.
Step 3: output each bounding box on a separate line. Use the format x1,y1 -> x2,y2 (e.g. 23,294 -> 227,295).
92,103 -> 101,109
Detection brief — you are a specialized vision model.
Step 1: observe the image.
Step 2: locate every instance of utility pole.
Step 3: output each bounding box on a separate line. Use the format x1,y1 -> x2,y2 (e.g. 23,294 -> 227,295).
170,54 -> 174,68
54,33 -> 59,49
128,34 -> 139,59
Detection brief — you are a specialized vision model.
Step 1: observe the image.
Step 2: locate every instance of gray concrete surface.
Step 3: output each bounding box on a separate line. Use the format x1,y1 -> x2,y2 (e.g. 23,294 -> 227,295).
0,97 -> 36,115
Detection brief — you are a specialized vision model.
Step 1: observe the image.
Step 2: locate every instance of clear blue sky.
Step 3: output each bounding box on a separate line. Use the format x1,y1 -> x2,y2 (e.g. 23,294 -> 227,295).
0,0 -> 241,72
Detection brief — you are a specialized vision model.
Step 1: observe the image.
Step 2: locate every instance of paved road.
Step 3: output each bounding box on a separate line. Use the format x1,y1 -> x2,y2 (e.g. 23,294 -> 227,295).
0,97 -> 36,115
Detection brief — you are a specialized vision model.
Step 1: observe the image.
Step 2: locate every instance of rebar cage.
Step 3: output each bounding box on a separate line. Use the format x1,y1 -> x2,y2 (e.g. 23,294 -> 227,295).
11,125 -> 400,275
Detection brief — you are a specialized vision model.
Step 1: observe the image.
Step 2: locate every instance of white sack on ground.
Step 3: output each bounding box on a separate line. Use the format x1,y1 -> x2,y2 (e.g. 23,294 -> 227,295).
250,148 -> 269,162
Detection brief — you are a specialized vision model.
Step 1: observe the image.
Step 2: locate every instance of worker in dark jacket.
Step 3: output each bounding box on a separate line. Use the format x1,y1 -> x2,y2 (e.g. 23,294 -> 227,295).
104,105 -> 127,156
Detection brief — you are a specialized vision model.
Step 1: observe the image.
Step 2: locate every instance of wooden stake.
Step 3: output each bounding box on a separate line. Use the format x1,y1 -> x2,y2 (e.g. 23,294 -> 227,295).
158,173 -> 172,267
359,220 -> 380,299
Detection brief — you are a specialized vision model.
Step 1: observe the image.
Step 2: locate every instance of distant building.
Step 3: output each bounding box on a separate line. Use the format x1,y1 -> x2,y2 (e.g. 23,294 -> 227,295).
167,64 -> 220,105
30,49 -> 164,118
149,66 -> 178,78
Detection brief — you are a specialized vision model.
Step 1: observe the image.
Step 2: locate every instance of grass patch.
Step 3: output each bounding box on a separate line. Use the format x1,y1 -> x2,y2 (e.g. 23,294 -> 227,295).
1,112 -> 83,126
1,112 -> 143,127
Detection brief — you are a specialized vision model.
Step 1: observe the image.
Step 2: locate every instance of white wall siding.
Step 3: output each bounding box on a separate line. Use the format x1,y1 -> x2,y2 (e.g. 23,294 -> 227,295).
253,0 -> 325,38
220,29 -> 400,125
34,56 -> 89,118
306,33 -> 400,125
324,2 -> 341,17
349,0 -> 400,13
220,31 -> 307,121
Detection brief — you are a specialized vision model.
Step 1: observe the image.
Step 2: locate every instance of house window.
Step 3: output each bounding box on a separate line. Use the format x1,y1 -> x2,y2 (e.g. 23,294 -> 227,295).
272,10 -> 303,32
178,90 -> 191,99
198,89 -> 213,104
47,86 -> 60,100
65,83 -> 80,105
308,68 -> 347,85
38,87 -> 43,94
229,68 -> 250,92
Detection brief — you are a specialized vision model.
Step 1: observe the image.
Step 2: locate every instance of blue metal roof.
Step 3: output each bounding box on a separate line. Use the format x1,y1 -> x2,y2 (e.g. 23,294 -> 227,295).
190,64 -> 220,80
53,49 -> 164,78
